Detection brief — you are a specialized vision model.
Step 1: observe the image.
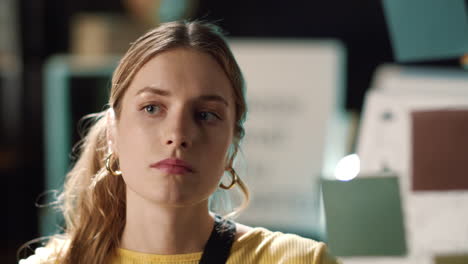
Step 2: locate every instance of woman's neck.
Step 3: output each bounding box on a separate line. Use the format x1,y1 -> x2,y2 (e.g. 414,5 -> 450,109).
119,189 -> 215,255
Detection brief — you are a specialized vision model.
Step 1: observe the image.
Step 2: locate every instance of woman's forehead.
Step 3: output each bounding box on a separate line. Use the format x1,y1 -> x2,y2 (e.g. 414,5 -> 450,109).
126,48 -> 234,100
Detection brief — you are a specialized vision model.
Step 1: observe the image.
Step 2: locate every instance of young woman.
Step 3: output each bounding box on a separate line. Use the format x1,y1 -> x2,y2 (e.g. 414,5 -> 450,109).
20,21 -> 339,264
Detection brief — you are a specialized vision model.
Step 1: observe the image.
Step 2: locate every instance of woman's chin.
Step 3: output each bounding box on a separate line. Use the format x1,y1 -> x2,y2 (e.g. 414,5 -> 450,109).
125,173 -> 215,208
144,186 -> 209,208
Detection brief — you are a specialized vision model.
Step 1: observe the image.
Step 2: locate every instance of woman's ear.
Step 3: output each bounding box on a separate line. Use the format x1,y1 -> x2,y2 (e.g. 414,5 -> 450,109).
224,143 -> 237,169
106,108 -> 118,154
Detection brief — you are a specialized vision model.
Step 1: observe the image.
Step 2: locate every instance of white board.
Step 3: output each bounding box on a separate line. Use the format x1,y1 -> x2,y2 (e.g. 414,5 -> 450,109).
352,65 -> 468,264
228,39 -> 347,236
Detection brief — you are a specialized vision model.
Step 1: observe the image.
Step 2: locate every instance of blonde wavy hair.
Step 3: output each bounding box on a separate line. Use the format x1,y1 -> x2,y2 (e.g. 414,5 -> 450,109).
21,20 -> 249,264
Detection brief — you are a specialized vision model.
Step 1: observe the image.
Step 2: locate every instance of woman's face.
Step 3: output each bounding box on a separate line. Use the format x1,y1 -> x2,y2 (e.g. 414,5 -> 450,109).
111,48 -> 236,207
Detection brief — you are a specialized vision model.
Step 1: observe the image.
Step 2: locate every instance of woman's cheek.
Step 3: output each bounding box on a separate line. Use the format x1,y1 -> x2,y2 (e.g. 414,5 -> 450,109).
118,125 -> 148,158
209,131 -> 232,160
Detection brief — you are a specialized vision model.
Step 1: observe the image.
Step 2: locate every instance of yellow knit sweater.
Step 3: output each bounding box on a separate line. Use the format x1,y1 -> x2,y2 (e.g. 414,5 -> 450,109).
19,228 -> 339,264
111,228 -> 338,264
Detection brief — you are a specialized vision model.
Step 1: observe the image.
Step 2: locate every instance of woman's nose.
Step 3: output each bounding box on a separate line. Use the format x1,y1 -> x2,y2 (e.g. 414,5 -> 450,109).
163,112 -> 193,149
165,138 -> 188,148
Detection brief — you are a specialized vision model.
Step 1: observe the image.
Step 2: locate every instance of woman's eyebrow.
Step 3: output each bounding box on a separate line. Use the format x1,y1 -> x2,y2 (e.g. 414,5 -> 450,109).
135,86 -> 229,107
135,86 -> 170,97
198,95 -> 229,107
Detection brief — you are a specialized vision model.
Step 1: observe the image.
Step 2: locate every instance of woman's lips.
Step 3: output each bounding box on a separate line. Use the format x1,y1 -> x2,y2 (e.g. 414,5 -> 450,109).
150,158 -> 194,174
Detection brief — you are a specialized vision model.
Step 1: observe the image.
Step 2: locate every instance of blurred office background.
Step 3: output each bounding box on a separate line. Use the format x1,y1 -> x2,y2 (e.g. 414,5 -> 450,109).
3,0 -> 467,263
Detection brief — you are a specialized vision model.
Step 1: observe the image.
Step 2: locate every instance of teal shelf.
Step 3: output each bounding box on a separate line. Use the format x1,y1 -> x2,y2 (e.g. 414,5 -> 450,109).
41,55 -> 119,236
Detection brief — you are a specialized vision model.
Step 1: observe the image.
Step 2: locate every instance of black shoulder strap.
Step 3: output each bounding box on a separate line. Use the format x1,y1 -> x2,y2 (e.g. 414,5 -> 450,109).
199,215 -> 237,264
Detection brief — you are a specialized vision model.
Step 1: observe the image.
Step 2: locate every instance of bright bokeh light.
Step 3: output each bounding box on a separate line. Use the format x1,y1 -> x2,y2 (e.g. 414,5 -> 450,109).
334,154 -> 360,181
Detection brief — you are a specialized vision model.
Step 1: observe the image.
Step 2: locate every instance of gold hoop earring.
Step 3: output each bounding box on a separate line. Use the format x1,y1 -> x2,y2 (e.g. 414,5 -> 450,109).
220,167 -> 238,190
105,153 -> 122,176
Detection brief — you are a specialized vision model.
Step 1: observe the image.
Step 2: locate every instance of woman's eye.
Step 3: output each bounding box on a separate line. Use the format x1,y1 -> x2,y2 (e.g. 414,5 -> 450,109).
197,111 -> 219,121
144,105 -> 161,115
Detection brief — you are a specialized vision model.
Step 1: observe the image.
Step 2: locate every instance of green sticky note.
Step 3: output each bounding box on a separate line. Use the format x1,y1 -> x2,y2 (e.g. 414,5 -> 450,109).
382,0 -> 468,62
435,254 -> 468,264
322,177 -> 407,256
